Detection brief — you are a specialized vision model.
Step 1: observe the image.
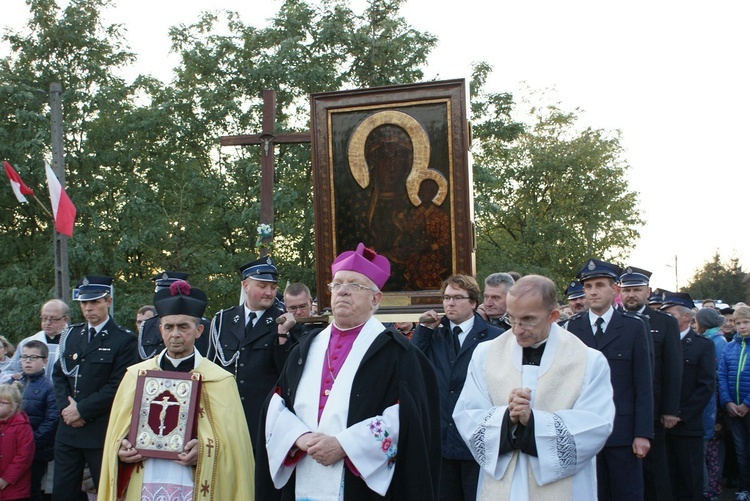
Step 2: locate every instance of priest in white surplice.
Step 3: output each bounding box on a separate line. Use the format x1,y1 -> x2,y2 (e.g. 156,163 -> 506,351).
256,243 -> 441,500
453,275 -> 615,500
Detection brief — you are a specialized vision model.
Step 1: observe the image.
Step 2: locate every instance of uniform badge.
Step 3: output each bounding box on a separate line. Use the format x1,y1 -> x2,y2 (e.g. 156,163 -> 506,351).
162,272 -> 169,280
233,315 -> 240,324
570,281 -> 576,288
266,317 -> 273,325
73,353 -> 78,360
587,260 -> 596,270
82,277 -> 90,285
625,267 -> 633,274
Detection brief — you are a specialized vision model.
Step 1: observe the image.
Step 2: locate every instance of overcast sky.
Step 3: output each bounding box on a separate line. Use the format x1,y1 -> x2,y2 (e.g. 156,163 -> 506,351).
4,0 -> 749,293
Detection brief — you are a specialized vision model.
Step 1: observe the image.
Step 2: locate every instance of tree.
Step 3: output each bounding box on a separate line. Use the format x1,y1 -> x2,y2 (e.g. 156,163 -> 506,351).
682,252 -> 746,305
470,79 -> 643,288
0,0 -> 438,341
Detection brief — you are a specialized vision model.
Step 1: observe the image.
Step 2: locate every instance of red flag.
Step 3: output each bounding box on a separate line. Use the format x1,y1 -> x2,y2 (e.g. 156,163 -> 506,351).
45,162 -> 76,237
3,160 -> 34,203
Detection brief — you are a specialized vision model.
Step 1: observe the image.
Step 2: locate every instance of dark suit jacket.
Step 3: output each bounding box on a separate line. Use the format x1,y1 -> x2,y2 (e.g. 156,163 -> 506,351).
207,303 -> 289,446
53,318 -> 138,448
567,309 -> 654,446
640,305 -> 683,418
412,312 -> 503,459
668,329 -> 715,437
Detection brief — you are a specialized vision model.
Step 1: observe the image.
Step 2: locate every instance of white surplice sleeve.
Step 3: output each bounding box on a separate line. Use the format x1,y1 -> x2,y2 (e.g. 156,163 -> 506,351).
336,403 -> 400,496
452,344 -> 512,479
265,393 -> 313,489
527,350 -> 614,485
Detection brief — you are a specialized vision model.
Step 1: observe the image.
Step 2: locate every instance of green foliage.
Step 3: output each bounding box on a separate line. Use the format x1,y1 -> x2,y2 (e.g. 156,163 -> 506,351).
0,0 -> 646,342
682,253 -> 747,305
470,73 -> 643,290
0,0 -> 437,342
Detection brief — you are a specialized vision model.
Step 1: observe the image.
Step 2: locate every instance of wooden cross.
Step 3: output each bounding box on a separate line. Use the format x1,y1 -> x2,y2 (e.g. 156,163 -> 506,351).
220,89 -> 311,256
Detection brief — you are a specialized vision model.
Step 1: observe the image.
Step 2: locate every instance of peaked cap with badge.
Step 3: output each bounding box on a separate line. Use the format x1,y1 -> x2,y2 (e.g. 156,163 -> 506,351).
240,256 -> 278,282
575,258 -> 622,282
74,275 -> 113,301
565,280 -> 585,300
619,266 -> 652,288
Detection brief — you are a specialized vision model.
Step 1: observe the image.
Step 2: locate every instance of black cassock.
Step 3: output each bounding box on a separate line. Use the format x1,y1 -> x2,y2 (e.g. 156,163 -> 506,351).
255,325 -> 442,500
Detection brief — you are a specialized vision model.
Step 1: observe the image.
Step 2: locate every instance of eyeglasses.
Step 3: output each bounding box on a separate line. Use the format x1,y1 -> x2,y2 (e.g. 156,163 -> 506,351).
506,310 -> 553,329
328,282 -> 377,293
20,355 -> 44,362
286,304 -> 310,312
40,315 -> 65,323
443,295 -> 471,302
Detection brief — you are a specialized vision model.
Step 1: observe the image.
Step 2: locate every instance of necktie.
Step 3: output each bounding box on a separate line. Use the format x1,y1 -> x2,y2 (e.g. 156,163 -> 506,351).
452,326 -> 462,355
594,317 -> 605,345
88,327 -> 96,343
245,312 -> 257,337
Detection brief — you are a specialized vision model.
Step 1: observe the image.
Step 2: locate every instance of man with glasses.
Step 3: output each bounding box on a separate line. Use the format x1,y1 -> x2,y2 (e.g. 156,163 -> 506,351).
257,243 -> 440,500
283,283 -> 314,318
566,259 -> 653,501
413,274 -> 503,501
2,299 -> 70,381
453,275 -> 614,500
207,256 -> 295,452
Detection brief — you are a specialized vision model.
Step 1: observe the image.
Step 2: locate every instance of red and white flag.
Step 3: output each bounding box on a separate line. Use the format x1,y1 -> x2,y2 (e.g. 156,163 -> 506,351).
45,162 -> 76,237
3,160 -> 34,203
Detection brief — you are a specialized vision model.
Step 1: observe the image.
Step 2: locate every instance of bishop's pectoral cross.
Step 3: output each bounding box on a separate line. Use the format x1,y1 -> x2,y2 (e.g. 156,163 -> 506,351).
219,89 -> 311,256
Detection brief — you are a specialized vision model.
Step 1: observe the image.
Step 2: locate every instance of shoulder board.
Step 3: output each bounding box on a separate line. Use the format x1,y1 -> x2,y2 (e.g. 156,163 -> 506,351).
621,311 -> 644,320
69,322 -> 86,329
567,312 -> 586,322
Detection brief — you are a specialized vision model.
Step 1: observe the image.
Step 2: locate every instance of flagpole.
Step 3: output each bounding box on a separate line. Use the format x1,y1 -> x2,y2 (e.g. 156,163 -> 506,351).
32,194 -> 53,218
50,82 -> 70,304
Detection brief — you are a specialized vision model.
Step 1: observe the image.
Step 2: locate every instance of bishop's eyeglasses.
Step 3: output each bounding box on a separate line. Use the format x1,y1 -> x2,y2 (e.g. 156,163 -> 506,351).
328,282 -> 377,293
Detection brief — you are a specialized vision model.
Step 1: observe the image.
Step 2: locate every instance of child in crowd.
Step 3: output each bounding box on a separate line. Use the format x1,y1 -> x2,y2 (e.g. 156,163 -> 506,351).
15,341 -> 57,501
0,383 -> 35,500
719,305 -> 750,501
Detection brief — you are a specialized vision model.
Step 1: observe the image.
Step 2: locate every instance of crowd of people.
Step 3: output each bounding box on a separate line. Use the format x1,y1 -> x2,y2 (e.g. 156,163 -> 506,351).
0,246 -> 749,501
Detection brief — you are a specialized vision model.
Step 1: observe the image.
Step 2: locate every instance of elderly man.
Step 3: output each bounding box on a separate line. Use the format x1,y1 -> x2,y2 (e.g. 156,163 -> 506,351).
565,259 -> 653,501
453,275 -> 615,500
138,271 -> 210,360
2,299 -> 69,379
414,274 -> 503,501
618,266 -> 683,501
53,276 -> 139,500
257,243 -> 440,500
98,280 -> 254,500
660,292 -> 716,501
477,272 -> 515,330
207,257 -> 295,448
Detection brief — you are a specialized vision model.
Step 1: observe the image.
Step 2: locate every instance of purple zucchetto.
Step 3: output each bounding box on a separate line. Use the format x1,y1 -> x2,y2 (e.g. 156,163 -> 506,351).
331,243 -> 391,289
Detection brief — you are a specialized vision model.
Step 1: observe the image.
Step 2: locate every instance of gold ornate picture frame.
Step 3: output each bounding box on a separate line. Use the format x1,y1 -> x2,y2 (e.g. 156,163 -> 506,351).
311,79 -> 474,312
128,370 -> 202,460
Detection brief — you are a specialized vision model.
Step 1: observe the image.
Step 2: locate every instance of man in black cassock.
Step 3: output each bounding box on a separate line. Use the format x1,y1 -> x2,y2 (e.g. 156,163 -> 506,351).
256,243 -> 441,500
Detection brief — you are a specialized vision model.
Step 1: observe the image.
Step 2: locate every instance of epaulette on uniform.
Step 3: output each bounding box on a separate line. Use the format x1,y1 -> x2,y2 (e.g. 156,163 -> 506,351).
621,311 -> 648,325
567,312 -> 587,322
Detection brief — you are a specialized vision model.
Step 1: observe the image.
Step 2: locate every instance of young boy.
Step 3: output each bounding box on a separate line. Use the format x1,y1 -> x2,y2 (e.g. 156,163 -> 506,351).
718,306 -> 750,501
17,340 -> 58,501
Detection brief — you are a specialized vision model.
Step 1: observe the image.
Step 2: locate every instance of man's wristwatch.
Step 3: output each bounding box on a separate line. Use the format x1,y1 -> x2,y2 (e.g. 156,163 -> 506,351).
277,332 -> 290,340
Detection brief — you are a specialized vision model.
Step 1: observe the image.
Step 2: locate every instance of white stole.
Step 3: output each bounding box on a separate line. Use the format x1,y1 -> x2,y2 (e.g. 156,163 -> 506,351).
294,317 -> 384,501
481,325 -> 587,501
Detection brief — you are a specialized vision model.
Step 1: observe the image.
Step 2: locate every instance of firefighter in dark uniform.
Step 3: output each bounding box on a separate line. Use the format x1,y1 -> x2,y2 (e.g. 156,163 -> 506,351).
565,259 -> 654,501
138,271 -> 209,359
206,257 -> 295,449
52,276 -> 138,500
